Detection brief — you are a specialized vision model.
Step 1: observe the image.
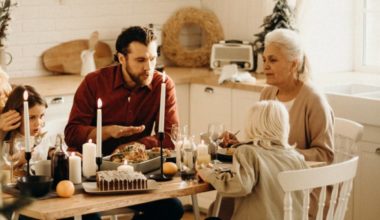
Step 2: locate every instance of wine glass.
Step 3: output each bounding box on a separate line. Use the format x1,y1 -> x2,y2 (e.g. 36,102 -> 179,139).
169,124 -> 188,169
208,123 -> 225,163
2,140 -> 22,185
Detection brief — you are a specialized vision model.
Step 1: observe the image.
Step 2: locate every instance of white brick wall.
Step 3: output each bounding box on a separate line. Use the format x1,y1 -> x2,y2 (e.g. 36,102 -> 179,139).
5,0 -> 201,78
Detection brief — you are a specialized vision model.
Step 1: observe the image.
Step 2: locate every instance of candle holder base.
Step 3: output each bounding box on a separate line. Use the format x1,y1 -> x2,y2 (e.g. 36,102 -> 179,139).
25,152 -> 31,176
148,132 -> 172,182
84,175 -> 97,182
149,173 -> 172,182
96,157 -> 103,172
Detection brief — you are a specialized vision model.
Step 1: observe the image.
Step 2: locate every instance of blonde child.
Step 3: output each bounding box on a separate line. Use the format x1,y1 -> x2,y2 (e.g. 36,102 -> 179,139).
198,101 -> 308,220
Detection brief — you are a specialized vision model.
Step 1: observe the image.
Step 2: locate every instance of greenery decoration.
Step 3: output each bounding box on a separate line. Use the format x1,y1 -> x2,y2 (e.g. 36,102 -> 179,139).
252,0 -> 296,71
0,0 -> 17,47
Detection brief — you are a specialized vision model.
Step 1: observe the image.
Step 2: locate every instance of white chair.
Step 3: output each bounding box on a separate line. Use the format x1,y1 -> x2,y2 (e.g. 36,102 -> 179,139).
334,117 -> 363,162
278,156 -> 359,220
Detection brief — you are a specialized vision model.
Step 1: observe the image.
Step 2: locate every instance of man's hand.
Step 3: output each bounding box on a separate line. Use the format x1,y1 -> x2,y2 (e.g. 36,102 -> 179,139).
220,131 -> 240,148
0,110 -> 21,132
106,125 -> 145,139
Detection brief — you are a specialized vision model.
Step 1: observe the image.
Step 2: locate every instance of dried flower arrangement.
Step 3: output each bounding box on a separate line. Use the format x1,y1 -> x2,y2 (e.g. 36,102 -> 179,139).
0,0 -> 17,47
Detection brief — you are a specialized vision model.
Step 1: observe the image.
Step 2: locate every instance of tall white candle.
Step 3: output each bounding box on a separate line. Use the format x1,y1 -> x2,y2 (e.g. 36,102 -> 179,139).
23,91 -> 31,152
69,152 -> 82,184
82,139 -> 97,178
96,98 -> 102,157
158,72 -> 166,133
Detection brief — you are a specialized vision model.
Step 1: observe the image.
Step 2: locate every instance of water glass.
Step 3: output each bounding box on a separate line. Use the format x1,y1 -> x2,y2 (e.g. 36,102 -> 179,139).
208,123 -> 225,162
180,136 -> 197,182
2,140 -> 22,184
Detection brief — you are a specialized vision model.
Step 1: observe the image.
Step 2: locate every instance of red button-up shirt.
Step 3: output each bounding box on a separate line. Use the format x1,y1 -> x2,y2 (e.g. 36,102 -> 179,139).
64,64 -> 179,155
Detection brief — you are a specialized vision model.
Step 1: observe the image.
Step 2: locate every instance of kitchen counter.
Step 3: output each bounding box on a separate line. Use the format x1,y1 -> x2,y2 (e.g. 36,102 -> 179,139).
10,67 -> 267,97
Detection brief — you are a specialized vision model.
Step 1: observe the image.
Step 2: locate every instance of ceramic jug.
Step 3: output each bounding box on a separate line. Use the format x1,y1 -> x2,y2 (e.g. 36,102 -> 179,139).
80,50 -> 96,76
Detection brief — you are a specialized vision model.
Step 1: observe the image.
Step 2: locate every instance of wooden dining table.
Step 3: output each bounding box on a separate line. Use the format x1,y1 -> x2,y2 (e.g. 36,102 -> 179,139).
5,177 -> 213,220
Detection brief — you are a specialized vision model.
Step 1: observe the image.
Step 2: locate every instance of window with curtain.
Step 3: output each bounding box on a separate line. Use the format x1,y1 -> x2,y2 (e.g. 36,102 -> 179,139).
357,0 -> 380,72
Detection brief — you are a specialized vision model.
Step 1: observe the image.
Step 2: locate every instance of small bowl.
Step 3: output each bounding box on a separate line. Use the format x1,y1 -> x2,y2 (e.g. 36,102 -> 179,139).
17,175 -> 53,198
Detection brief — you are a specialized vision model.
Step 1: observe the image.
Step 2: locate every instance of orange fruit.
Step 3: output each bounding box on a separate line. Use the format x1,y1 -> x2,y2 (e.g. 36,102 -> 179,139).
56,180 -> 75,198
163,162 -> 178,176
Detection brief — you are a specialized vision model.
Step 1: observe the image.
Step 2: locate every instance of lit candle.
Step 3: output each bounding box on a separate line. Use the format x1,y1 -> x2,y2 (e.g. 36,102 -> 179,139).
96,98 -> 102,157
158,72 -> 166,133
197,140 -> 211,166
197,140 -> 208,156
23,91 -> 31,152
82,139 -> 97,178
117,160 -> 134,173
69,152 -> 82,184
197,154 -> 211,165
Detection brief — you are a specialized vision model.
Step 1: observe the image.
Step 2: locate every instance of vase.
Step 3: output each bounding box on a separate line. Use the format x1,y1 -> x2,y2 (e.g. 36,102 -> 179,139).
0,46 -> 13,71
80,49 -> 96,76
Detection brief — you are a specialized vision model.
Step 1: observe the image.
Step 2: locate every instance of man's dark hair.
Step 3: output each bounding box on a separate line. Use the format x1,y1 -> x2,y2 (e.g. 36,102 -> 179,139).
114,26 -> 156,62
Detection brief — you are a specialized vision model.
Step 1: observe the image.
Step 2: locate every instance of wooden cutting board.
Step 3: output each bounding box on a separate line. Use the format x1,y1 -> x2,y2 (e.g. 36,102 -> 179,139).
42,40 -> 113,75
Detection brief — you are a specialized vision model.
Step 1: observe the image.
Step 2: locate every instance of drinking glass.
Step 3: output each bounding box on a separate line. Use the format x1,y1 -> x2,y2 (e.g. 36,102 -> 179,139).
169,124 -> 189,170
2,140 -> 22,184
180,135 -> 197,182
208,123 -> 225,162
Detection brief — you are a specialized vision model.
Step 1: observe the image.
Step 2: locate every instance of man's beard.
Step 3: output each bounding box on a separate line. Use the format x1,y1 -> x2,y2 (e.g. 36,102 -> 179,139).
126,68 -> 152,87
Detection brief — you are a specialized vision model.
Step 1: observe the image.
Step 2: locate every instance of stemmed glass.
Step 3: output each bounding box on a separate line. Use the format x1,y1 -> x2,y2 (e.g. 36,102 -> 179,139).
2,140 -> 22,185
169,124 -> 188,169
208,123 -> 225,163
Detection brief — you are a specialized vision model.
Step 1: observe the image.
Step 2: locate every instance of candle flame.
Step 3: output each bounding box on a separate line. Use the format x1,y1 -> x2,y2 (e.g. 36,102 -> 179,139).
97,98 -> 102,108
162,72 -> 166,83
123,160 -> 128,165
88,139 -> 93,143
71,152 -> 75,157
23,91 -> 28,101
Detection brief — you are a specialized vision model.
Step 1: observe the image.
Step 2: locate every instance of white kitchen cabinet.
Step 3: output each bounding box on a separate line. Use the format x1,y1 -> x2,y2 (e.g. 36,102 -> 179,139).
44,95 -> 74,122
231,89 -> 260,140
190,84 -> 232,137
189,84 -> 231,212
43,94 -> 74,135
354,141 -> 380,220
175,84 -> 190,127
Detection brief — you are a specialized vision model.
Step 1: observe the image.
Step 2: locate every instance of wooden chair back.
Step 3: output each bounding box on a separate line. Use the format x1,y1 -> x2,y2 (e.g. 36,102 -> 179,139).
278,156 -> 359,220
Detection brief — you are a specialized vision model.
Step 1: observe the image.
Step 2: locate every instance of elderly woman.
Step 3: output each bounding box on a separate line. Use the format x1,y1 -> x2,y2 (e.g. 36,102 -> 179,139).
217,28 -> 335,220
223,29 -> 334,163
0,69 -> 21,134
199,100 -> 308,220
260,28 -> 334,163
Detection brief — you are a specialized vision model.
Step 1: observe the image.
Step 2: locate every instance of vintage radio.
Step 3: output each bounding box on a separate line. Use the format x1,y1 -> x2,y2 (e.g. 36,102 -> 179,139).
210,41 -> 254,71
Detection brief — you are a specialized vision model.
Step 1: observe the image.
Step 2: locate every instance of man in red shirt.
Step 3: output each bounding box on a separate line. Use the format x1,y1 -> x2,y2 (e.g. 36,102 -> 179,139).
64,26 -> 183,220
65,26 -> 179,156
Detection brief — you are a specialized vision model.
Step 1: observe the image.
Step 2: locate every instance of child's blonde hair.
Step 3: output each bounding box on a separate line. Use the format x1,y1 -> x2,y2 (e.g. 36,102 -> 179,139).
245,100 -> 292,149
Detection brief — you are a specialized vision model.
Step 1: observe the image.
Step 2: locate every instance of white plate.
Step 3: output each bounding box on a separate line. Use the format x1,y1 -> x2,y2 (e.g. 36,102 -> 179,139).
82,180 -> 159,194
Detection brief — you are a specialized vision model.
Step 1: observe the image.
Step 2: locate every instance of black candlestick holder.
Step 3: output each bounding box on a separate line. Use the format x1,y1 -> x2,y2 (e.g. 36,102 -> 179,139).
96,156 -> 102,172
149,132 -> 172,182
25,151 -> 31,176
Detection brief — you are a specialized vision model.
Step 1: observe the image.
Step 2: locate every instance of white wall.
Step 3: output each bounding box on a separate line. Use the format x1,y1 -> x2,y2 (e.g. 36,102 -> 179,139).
5,0 -> 201,78
5,0 -> 355,78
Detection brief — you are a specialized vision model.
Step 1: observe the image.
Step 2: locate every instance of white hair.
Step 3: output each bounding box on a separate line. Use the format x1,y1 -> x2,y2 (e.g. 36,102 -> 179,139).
265,29 -> 310,78
244,100 -> 292,149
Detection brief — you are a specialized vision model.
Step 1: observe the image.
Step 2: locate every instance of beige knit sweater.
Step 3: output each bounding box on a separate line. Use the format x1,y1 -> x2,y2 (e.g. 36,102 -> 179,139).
260,82 -> 335,163
198,144 -> 308,220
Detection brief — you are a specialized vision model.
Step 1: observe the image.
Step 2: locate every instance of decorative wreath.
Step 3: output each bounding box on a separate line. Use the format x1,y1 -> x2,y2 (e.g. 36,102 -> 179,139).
162,7 -> 224,67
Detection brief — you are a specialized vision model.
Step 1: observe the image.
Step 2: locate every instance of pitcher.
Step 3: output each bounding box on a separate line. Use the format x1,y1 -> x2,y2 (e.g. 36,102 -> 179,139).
80,50 -> 96,76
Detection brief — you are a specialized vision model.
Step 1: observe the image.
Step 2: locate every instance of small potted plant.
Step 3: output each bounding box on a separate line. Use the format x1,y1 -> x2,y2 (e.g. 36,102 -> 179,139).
252,0 -> 296,72
0,0 -> 17,68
